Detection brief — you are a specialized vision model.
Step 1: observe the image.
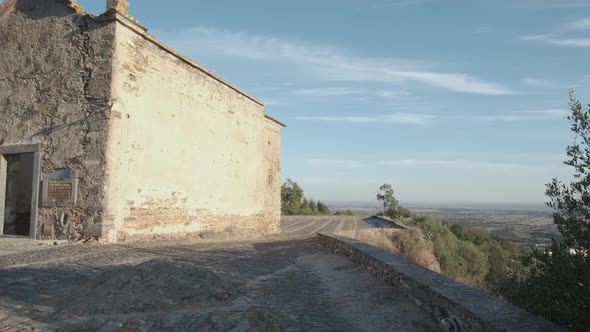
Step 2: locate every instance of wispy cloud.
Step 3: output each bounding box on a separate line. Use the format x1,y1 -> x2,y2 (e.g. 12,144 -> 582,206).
297,109 -> 565,125
375,90 -> 410,98
300,176 -> 378,185
520,34 -> 590,47
307,159 -> 365,168
482,109 -> 568,122
566,18 -> 590,30
381,113 -> 435,125
297,112 -> 435,125
473,27 -> 494,34
263,98 -> 293,108
397,71 -> 513,95
156,27 -> 513,95
520,17 -> 590,47
521,77 -> 556,88
381,159 -> 554,175
371,0 -> 426,8
297,116 -> 377,123
511,0 -> 590,9
292,87 -> 364,97
291,86 -> 410,99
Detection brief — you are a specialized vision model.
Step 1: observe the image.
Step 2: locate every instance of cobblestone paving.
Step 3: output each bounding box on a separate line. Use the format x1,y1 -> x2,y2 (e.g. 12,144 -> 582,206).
280,216 -> 373,235
0,217 -> 436,331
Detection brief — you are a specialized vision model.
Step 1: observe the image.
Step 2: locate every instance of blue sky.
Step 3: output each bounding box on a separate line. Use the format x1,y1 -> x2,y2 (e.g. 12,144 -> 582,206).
80,0 -> 590,204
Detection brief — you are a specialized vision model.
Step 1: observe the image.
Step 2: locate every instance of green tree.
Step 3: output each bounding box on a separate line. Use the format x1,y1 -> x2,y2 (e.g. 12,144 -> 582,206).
280,179 -> 331,215
301,198 -> 310,215
309,199 -> 318,214
377,184 -> 399,219
501,93 -> 590,331
334,209 -> 355,216
281,179 -> 304,215
317,201 -> 330,215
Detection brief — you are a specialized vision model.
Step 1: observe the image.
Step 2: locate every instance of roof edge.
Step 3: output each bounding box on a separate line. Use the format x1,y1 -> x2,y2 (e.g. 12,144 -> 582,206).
264,115 -> 287,128
94,13 -> 264,107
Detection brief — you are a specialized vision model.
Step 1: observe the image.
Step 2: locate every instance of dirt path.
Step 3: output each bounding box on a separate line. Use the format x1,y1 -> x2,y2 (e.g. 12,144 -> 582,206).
0,218 -> 436,331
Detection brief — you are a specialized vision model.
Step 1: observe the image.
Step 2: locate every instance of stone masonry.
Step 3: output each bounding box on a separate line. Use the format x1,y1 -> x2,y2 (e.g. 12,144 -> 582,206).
0,0 -> 285,242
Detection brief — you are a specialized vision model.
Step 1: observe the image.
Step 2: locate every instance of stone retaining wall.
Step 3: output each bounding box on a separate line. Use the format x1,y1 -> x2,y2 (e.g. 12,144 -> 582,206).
317,233 -> 566,332
362,215 -> 411,229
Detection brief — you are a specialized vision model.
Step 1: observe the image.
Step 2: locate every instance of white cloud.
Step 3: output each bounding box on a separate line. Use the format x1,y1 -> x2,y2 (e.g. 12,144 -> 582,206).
263,98 -> 292,108
381,113 -> 435,125
297,112 -> 435,125
521,77 -> 556,87
511,0 -> 590,9
297,109 -> 563,125
520,17 -> 590,47
372,0 -> 426,7
508,153 -> 568,162
299,176 -> 378,185
381,159 -> 554,175
291,87 -> 410,99
156,27 -> 513,95
566,18 -> 590,30
397,71 -> 513,95
307,159 -> 365,168
521,109 -> 568,116
292,87 -> 364,97
482,108 -> 568,122
375,89 -> 411,98
521,34 -> 590,47
297,116 -> 378,123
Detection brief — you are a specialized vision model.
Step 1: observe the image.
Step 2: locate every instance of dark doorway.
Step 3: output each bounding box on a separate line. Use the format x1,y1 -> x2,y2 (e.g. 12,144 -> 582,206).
2,153 -> 34,236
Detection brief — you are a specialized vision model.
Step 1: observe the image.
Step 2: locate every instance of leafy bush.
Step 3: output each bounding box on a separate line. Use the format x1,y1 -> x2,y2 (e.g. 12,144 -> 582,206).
342,228 -> 442,273
496,93 -> 590,331
334,209 -> 355,216
281,179 -> 330,215
398,213 -> 522,293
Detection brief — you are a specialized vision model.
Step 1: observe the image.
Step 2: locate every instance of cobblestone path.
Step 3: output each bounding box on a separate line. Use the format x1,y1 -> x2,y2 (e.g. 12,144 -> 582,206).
0,217 -> 435,331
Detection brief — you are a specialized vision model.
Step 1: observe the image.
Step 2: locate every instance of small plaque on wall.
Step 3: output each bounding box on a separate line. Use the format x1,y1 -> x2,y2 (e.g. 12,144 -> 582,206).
42,169 -> 79,207
47,179 -> 72,203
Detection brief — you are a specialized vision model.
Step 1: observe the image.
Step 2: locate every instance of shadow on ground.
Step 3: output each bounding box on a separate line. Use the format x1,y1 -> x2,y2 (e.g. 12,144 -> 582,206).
0,227 -> 436,331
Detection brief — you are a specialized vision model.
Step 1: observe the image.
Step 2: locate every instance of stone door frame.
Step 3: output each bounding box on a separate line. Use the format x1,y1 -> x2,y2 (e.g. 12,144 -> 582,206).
0,144 -> 42,238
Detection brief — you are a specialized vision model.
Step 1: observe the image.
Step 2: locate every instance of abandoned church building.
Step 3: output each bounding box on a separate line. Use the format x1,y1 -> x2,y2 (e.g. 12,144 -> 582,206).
0,0 -> 285,242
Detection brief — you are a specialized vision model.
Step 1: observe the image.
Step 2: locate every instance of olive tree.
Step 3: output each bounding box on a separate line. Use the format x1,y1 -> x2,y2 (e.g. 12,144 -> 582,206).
377,184 -> 399,219
501,93 -> 590,331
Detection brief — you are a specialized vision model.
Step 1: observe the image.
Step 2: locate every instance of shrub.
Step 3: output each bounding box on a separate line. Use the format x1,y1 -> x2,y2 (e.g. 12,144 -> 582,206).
334,209 -> 355,216
398,213 -> 523,293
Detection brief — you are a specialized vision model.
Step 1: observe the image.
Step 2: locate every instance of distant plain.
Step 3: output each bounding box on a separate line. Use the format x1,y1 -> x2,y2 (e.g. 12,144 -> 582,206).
329,202 -> 559,248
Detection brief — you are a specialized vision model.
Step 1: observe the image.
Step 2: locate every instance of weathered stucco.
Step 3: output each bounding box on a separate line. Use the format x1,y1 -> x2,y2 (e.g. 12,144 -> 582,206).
0,0 -> 116,240
104,18 -> 283,241
0,0 -> 284,242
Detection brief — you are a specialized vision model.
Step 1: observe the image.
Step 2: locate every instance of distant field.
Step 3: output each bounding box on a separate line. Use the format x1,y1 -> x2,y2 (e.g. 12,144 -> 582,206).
329,202 -> 560,248
410,207 -> 559,247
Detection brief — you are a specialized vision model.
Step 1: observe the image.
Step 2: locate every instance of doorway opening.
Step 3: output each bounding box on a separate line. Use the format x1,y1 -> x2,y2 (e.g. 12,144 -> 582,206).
0,144 -> 41,238
2,153 -> 34,235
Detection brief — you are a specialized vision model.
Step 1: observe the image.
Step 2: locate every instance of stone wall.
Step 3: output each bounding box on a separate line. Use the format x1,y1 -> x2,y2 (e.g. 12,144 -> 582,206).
263,117 -> 283,227
1,0 -> 283,242
363,215 -> 411,229
0,0 -> 116,240
317,233 -> 565,332
101,15 -> 283,241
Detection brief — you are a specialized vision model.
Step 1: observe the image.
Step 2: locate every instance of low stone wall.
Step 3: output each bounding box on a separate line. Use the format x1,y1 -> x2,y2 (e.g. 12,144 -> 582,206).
362,215 -> 411,229
317,233 -> 566,332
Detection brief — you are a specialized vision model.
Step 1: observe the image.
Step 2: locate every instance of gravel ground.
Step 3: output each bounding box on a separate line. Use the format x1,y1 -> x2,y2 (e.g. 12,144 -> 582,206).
0,217 -> 436,331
